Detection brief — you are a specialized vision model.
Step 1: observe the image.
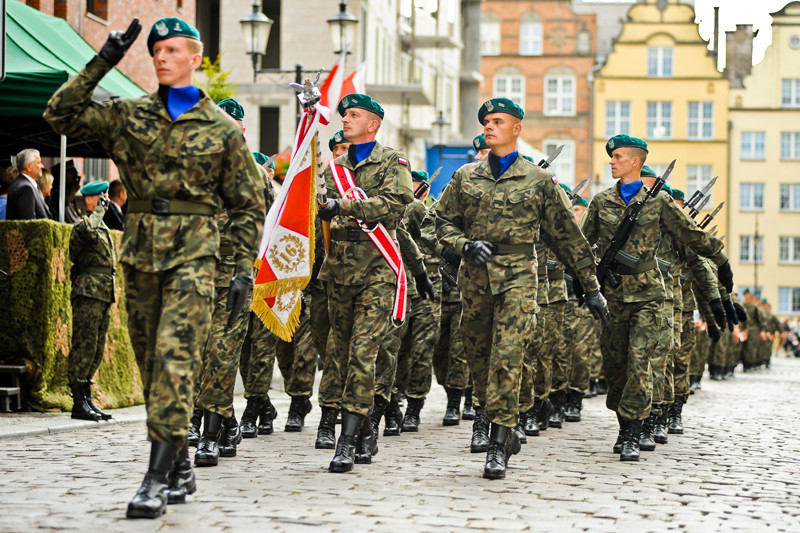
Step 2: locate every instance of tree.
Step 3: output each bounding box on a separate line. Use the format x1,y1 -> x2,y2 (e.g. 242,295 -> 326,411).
197,55 -> 237,103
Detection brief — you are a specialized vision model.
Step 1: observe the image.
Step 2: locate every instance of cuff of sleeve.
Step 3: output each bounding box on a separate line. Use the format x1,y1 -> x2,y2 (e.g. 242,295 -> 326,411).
411,261 -> 426,277
713,253 -> 729,268
579,273 -> 600,293
235,258 -> 254,276
90,54 -> 114,74
455,237 -> 469,256
338,199 -> 355,218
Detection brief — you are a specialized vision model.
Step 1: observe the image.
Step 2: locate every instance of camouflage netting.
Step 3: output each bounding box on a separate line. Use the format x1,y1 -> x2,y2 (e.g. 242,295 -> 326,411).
0,220 -> 143,412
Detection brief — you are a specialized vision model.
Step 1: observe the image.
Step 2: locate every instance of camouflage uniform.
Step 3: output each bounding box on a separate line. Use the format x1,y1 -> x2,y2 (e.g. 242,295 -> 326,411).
565,294 -> 597,395
436,156 -> 599,428
541,254 -> 568,397
518,247 -> 547,414
240,311 -> 279,399
44,56 -> 266,447
67,202 -> 116,387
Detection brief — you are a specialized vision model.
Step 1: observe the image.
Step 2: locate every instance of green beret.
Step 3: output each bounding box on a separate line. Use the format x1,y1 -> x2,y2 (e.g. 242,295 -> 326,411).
558,182 -> 572,194
338,93 -> 384,120
147,18 -> 201,56
662,184 -> 672,195
252,152 -> 268,166
472,133 -> 490,151
640,165 -> 657,178
218,98 -> 244,121
521,155 -> 535,163
670,188 -> 685,201
80,181 -> 109,196
575,196 -> 589,208
329,130 -> 350,151
411,170 -> 429,182
606,134 -> 648,157
478,98 -> 524,124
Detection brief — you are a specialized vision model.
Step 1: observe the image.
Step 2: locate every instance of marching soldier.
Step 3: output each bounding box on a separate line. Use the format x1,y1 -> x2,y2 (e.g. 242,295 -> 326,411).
45,18 -> 266,518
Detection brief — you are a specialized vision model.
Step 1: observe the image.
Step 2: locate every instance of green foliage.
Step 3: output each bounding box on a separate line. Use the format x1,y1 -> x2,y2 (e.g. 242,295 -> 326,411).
197,54 -> 238,104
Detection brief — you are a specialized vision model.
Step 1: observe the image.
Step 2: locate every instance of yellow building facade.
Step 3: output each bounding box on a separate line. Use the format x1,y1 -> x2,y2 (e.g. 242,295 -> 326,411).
592,0 -> 729,241
729,3 -> 800,316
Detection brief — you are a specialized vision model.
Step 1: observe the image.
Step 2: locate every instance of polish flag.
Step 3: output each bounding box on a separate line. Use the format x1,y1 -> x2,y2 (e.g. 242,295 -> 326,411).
340,61 -> 367,99
320,52 -> 346,109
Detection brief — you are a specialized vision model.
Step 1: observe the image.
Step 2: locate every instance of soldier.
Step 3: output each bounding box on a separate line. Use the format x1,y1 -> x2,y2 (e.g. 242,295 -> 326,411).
68,181 -> 116,422
45,18 -> 265,518
472,133 -> 491,161
579,134 -> 733,462
317,94 -> 415,473
436,98 -> 609,479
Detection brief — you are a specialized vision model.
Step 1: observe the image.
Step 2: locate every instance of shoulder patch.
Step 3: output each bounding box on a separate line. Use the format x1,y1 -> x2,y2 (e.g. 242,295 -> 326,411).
551,175 -> 558,184
398,157 -> 408,166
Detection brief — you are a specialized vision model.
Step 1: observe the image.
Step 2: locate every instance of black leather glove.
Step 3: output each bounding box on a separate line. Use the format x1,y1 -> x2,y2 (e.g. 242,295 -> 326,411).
226,274 -> 253,332
709,298 -> 728,330
97,195 -> 109,209
462,240 -> 493,266
722,297 -> 738,330
98,18 -> 142,67
318,198 -> 340,221
584,289 -> 611,326
707,322 -> 720,342
414,272 -> 435,300
717,261 -> 734,293
733,301 -> 748,322
441,248 -> 461,268
573,277 -> 585,305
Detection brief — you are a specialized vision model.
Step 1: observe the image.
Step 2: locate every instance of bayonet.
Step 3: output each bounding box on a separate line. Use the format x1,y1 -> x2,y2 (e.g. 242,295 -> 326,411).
414,167 -> 443,200
699,201 -> 724,229
538,144 -> 564,169
659,159 -> 676,184
265,153 -> 278,168
686,176 -> 717,216
707,225 -> 718,236
571,178 -> 590,205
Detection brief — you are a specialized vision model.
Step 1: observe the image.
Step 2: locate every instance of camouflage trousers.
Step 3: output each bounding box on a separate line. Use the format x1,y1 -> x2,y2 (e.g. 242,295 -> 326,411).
566,301 -> 596,394
396,293 -> 441,399
691,326 -> 711,377
651,300 -> 675,415
433,300 -> 470,390
239,311 -> 278,399
274,298 -> 317,398
374,314 -> 407,403
68,295 -> 111,387
589,325 -> 604,380
461,285 -> 537,428
711,329 -> 737,368
123,258 -> 214,448
600,298 -> 661,422
674,312 -> 696,402
309,280 -> 342,408
544,301 -> 568,395
661,303 -> 683,409
328,281 -> 395,417
195,285 -> 251,418
518,303 -> 544,414
741,336 -> 761,366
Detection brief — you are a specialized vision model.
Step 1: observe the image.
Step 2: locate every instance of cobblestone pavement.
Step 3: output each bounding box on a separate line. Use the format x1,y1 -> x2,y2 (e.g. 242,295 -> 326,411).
3,356 -> 800,533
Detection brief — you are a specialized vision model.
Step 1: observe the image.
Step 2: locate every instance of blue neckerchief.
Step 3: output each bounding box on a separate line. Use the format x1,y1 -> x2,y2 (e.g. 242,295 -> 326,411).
620,180 -> 643,205
166,85 -> 200,120
487,151 -> 519,179
348,141 -> 377,166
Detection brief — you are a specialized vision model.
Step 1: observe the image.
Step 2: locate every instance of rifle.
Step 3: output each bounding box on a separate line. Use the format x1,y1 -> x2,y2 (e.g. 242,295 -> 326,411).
685,176 -> 717,218
595,160 -> 675,291
414,167 -> 443,200
538,144 -> 564,169
438,264 -> 459,294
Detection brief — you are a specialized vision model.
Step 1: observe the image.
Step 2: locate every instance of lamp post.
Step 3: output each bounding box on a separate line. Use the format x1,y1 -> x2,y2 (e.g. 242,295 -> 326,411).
327,0 -> 359,65
431,110 -> 450,157
754,215 -> 761,298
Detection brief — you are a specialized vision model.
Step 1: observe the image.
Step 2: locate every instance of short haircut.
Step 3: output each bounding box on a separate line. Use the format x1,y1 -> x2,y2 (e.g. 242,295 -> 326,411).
186,37 -> 204,56
109,180 -> 126,200
16,148 -> 40,174
626,147 -> 647,165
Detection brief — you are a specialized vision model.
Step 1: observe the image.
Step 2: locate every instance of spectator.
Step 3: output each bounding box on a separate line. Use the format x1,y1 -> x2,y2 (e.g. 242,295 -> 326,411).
36,170 -> 55,218
49,160 -> 84,223
103,179 -> 126,230
6,148 -> 49,220
0,166 -> 17,220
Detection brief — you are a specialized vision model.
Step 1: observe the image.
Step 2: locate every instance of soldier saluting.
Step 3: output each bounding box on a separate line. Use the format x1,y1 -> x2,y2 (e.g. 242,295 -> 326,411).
45,18 -> 266,518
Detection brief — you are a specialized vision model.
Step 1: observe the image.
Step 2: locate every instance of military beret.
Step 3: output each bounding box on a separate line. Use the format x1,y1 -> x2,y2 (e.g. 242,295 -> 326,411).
606,134 -> 648,157
147,17 -> 201,56
558,182 -> 572,194
218,98 -> 244,120
670,188 -> 685,201
329,130 -> 350,151
478,98 -> 524,124
338,93 -> 384,120
640,165 -> 657,178
521,155 -> 535,163
252,152 -> 269,166
662,184 -> 672,195
80,181 -> 109,196
472,133 -> 490,151
411,170 -> 429,182
574,196 -> 589,208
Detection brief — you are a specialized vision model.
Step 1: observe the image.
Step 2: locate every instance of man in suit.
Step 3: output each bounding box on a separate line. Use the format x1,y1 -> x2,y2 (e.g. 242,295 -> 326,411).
7,148 -> 49,220
103,179 -> 126,230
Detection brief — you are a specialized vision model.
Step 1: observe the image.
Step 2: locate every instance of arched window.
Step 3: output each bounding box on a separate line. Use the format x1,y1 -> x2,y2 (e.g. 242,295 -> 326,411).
481,12 -> 500,56
544,67 -> 576,116
519,12 -> 542,56
493,66 -> 525,109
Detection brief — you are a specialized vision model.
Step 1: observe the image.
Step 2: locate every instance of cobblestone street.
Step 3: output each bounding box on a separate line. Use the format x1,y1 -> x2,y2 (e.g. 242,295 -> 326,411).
3,356 -> 800,533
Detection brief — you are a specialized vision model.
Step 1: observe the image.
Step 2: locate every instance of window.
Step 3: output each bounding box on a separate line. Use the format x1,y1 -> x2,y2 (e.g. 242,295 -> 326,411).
576,30 -> 591,56
779,287 -> 800,314
83,158 -> 109,182
686,165 -> 713,206
493,74 -> 525,108
647,101 -> 672,139
741,132 -> 765,160
739,235 -> 764,264
688,102 -> 713,140
481,13 -> 500,56
781,132 -> 800,160
780,184 -> 800,211
543,139 -> 575,188
740,183 -> 764,211
86,0 -> 108,20
544,73 -> 575,116
779,237 -> 800,264
519,13 -> 543,56
647,46 -> 673,78
782,79 -> 800,108
196,0 -> 222,61
55,0 -> 67,18
605,101 -> 631,137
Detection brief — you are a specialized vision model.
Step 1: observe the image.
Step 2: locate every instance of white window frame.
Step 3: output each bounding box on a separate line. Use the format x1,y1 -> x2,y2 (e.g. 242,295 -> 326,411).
544,74 -> 575,116
741,131 -> 765,160
519,20 -> 542,56
781,132 -> 800,160
688,102 -> 713,140
779,237 -> 800,264
646,101 -> 672,140
647,46 -> 673,78
481,18 -> 500,56
605,101 -> 631,138
782,79 -> 800,108
686,165 -> 713,206
739,183 -> 765,211
780,184 -> 800,212
543,139 -> 575,189
739,235 -> 764,264
493,75 -> 525,109
779,287 -> 800,315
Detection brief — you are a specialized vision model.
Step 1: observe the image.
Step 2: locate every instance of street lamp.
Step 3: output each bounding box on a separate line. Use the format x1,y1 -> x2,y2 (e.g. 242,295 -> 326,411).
239,2 -> 274,82
431,111 -> 450,155
327,1 -> 359,56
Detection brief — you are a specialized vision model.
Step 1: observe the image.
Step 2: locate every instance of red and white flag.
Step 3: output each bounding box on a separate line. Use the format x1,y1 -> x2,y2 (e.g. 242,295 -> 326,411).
340,61 -> 367,99
319,52 -> 345,109
252,103 -> 331,341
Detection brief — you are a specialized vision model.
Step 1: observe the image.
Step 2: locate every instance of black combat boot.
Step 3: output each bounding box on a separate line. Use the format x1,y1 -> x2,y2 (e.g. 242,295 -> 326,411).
383,394 -> 403,436
668,398 -> 684,434
401,397 -> 424,432
71,384 -> 102,421
186,408 -> 202,447
83,382 -> 112,420
354,415 -> 378,464
470,407 -> 490,453
596,379 -> 608,395
285,395 -> 312,432
219,412 -> 243,458
240,397 -> 263,439
654,406 -> 669,444
257,396 -> 277,435
620,419 -> 642,462
639,413 -> 657,452
443,388 -> 462,426
483,423 -> 521,480
548,391 -> 565,429
194,411 -> 224,467
329,411 -> 361,473
523,408 -> 539,437
126,441 -> 177,519
535,398 -> 554,431
564,390 -> 582,422
514,417 -> 527,445
462,387 -> 476,420
167,443 -> 196,504
709,365 -> 722,381
613,413 -> 625,454
315,406 -> 338,449
585,379 -> 598,398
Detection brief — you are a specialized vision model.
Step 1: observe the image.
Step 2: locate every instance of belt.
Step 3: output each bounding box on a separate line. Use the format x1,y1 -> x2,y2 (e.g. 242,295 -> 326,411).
612,258 -> 657,276
679,275 -> 687,284
492,243 -> 534,255
657,258 -> 672,273
128,198 -> 216,216
219,243 -> 234,256
564,273 -> 573,285
548,269 -> 564,281
537,265 -> 548,276
331,228 -> 397,242
80,266 -> 116,276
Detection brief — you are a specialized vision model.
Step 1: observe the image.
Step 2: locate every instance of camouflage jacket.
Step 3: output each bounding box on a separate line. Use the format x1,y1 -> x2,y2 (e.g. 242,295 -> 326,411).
658,228 -> 721,309
534,242 -> 550,307
421,203 -> 459,303
580,182 -> 727,303
538,236 -> 567,305
69,203 -> 116,303
404,200 -> 441,281
319,142 -> 414,285
397,225 -> 425,298
44,56 -> 266,274
436,156 -> 599,296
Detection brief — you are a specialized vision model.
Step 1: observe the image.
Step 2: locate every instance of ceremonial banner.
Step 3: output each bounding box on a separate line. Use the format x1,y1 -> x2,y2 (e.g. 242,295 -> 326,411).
319,52 -> 345,109
252,103 -> 330,341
